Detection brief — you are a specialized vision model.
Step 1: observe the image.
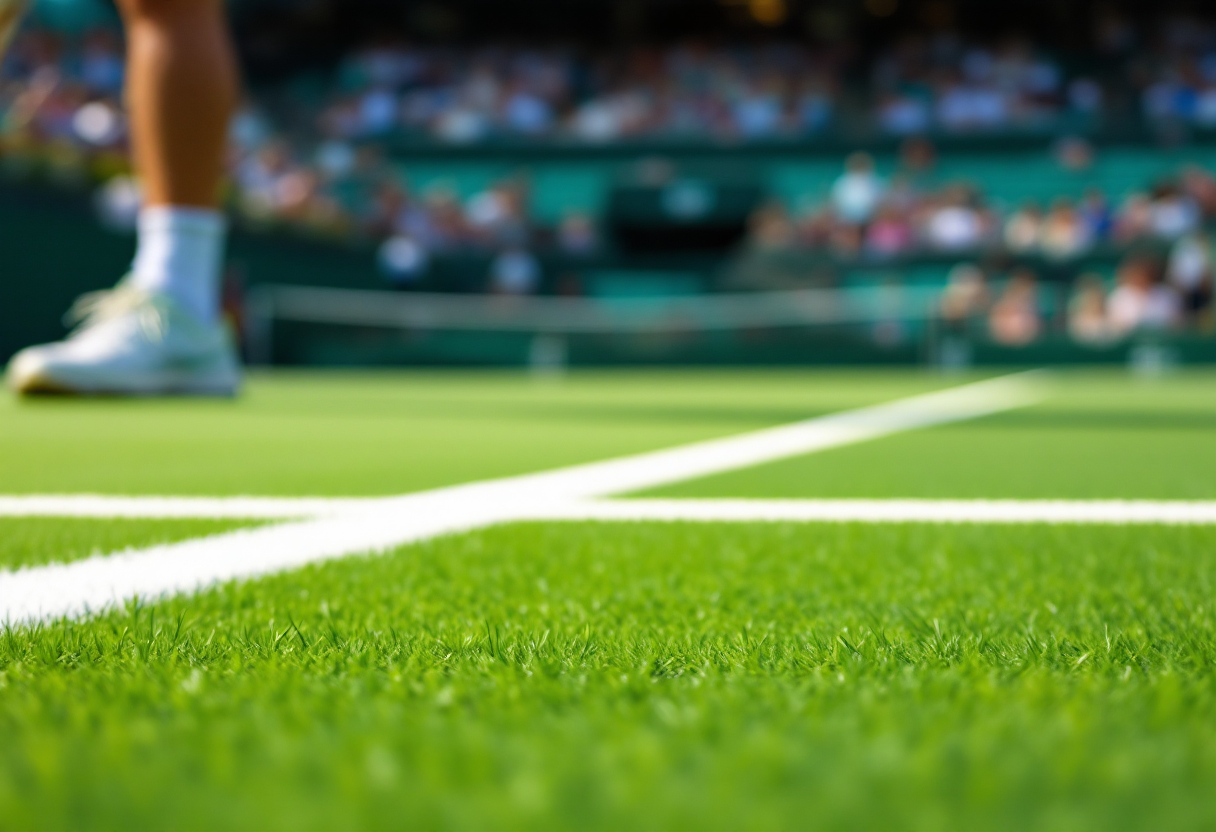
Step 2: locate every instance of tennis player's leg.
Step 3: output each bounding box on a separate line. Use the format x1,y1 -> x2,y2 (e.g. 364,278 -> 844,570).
6,0 -> 242,395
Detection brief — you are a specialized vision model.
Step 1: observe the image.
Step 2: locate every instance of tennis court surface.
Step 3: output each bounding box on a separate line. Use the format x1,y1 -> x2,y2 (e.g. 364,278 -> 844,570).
3,368 -> 1216,831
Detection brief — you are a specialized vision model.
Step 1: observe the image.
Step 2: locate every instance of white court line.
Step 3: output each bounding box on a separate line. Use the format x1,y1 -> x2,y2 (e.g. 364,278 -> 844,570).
0,373 -> 1044,624
531,498 -> 1216,525
7,494 -> 1216,526
0,495 -> 365,519
1,372 -> 1041,521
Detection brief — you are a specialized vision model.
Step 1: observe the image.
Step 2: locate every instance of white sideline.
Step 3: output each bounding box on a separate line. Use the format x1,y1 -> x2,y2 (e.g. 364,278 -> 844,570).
0,373 -> 1045,624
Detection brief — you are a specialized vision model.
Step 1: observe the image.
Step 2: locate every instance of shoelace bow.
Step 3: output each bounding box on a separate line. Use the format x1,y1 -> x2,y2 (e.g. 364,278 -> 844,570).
64,284 -> 170,342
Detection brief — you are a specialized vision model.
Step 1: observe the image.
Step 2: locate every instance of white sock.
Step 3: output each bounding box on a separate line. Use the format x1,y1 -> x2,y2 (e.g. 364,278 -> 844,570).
129,206 -> 227,324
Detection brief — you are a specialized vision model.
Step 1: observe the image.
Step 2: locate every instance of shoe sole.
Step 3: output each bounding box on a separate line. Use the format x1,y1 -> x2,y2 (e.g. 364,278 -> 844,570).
11,368 -> 241,398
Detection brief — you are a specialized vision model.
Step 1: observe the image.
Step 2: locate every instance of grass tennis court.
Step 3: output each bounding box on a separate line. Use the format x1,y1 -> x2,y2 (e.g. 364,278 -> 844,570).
0,517 -> 260,569
2,368 -> 1216,831
0,369 -> 957,495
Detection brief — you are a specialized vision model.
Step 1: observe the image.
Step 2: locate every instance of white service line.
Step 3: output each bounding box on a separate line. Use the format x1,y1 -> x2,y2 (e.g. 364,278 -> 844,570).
530,498 -> 1216,525
0,373 -> 1044,625
498,371 -> 1046,499
7,493 -> 1215,526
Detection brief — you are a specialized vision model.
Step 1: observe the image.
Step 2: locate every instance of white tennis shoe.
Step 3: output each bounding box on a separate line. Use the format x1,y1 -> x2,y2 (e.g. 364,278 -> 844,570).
6,284 -> 241,396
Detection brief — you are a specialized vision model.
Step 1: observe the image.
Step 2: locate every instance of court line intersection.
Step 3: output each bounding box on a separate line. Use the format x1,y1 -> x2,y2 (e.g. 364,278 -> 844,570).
5,371 -> 1186,626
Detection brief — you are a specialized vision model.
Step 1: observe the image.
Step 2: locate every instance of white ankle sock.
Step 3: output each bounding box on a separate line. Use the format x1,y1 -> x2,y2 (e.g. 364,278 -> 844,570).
129,206 -> 227,324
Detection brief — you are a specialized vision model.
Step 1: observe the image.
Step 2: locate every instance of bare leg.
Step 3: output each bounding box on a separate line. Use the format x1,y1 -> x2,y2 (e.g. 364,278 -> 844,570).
6,0 -> 243,395
114,0 -> 238,208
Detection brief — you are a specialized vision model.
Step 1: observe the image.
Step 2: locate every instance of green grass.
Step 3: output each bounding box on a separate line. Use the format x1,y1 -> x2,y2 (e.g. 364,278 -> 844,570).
7,368 -> 1212,501
4,367 -> 1216,830
0,517 -> 261,569
643,370 -> 1216,500
3,521 -> 1216,831
0,369 -> 956,495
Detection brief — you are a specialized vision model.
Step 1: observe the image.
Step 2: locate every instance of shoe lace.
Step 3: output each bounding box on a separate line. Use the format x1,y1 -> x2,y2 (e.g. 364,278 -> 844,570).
63,283 -> 169,342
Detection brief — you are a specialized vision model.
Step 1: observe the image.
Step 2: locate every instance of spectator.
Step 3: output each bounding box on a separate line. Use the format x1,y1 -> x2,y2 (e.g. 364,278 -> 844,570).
989,269 -> 1042,346
465,179 -> 530,247
1114,193 -> 1154,242
732,78 -> 785,138
1078,189 -> 1114,241
1147,181 -> 1201,240
233,141 -> 294,220
434,96 -> 492,144
557,211 -> 600,256
378,235 -> 430,288
1067,78 -> 1104,118
230,105 -> 273,156
1039,198 -> 1094,260
878,93 -> 931,135
72,98 -> 123,147
1179,166 -> 1216,219
864,205 -> 915,258
1166,232 -> 1214,323
410,187 -> 467,251
503,81 -> 556,136
1108,256 -> 1181,336
936,75 -> 1009,133
355,86 -> 399,137
1068,274 -> 1114,345
78,28 -> 123,95
363,181 -> 410,238
831,152 -> 884,225
1004,202 -> 1043,253
940,263 -> 991,328
794,78 -> 835,134
490,247 -> 542,295
922,186 -> 991,252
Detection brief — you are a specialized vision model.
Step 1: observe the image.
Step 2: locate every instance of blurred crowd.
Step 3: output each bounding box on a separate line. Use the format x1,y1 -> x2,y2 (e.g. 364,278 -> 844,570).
3,16 -> 1216,327
0,24 -> 603,278
289,11 -> 1216,143
1122,13 -> 1216,129
938,239 -> 1214,349
0,28 -> 127,166
6,13 -> 1216,258
872,12 -> 1216,137
315,41 -> 842,144
872,34 -> 1087,136
297,12 -> 1216,143
7,10 -> 1216,161
748,144 -> 1216,262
